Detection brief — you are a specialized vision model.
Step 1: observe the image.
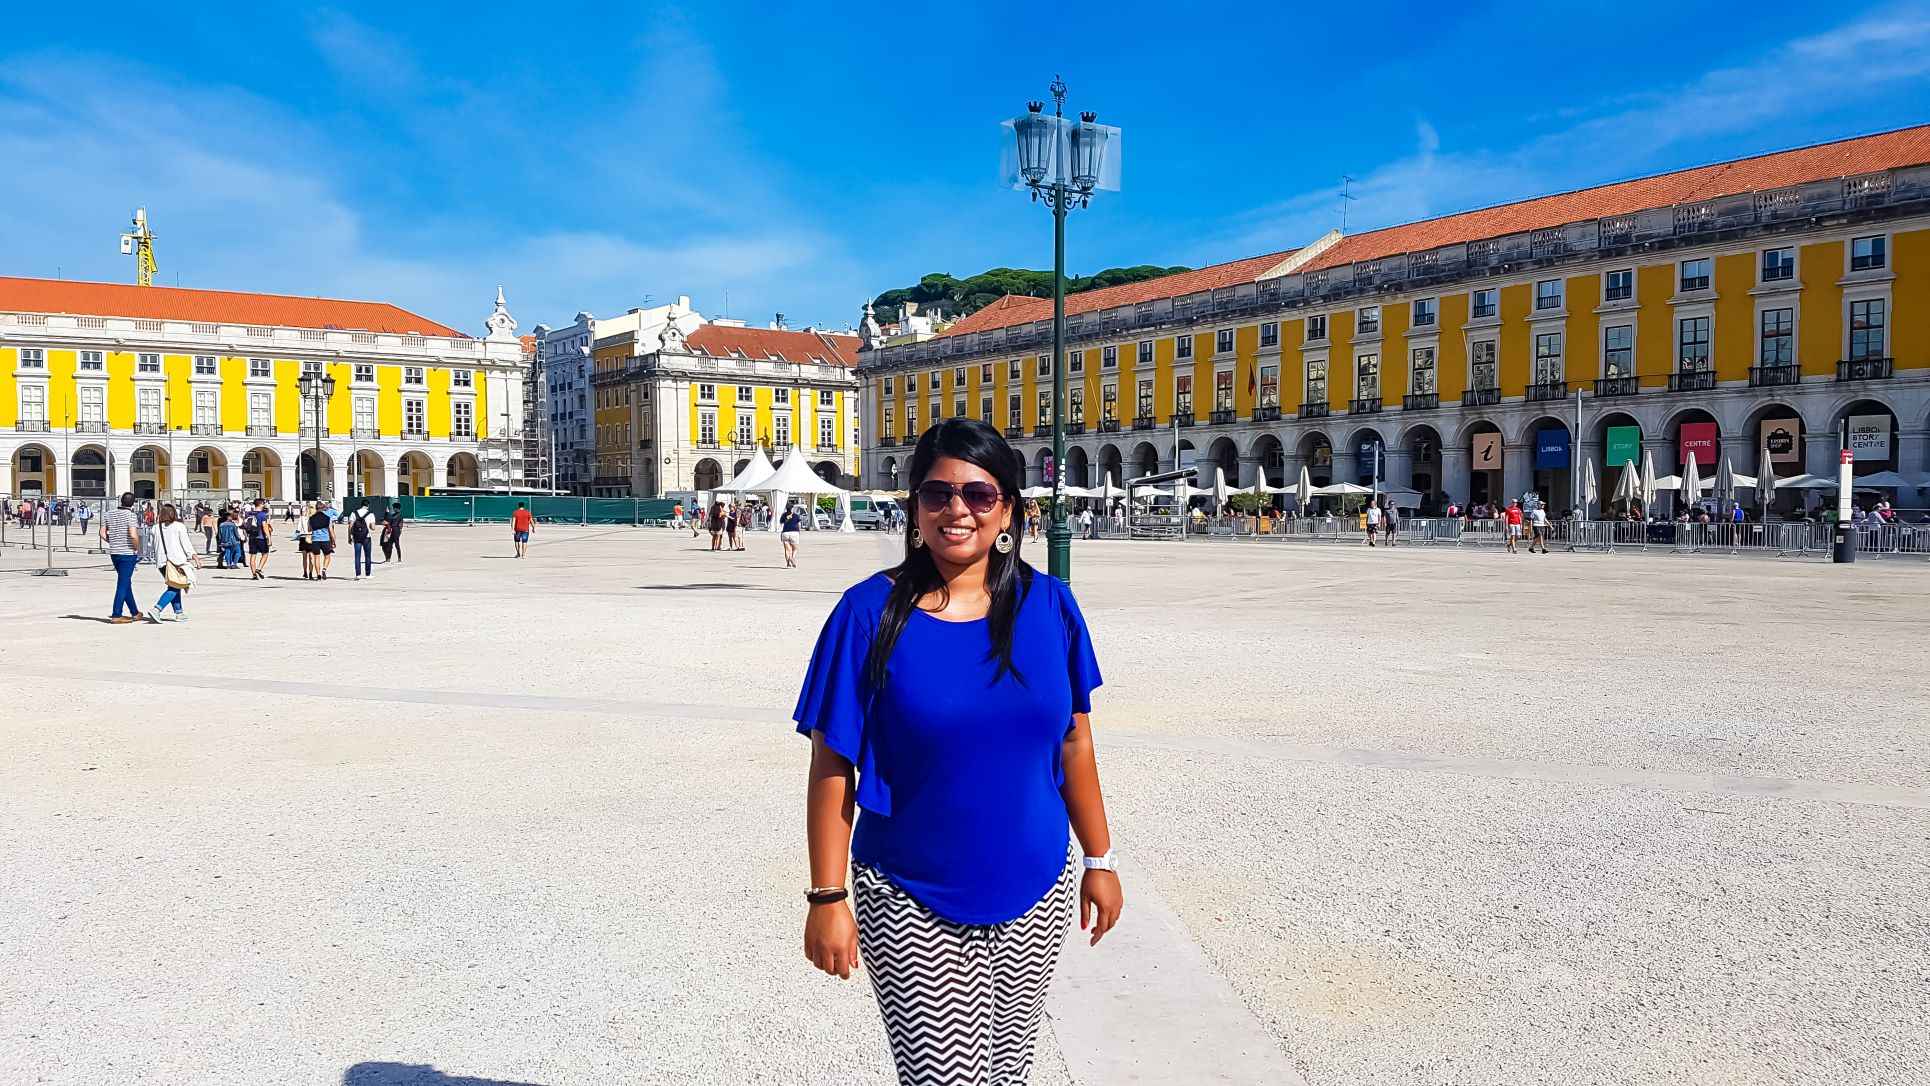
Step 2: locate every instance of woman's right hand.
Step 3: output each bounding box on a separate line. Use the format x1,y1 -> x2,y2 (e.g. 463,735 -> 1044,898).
804,900 -> 860,979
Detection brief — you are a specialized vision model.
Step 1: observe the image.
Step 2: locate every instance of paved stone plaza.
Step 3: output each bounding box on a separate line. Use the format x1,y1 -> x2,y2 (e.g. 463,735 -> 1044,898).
2,527 -> 1926,1086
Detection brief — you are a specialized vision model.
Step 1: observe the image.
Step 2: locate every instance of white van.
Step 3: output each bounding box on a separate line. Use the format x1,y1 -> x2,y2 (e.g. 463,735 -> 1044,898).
847,496 -> 900,530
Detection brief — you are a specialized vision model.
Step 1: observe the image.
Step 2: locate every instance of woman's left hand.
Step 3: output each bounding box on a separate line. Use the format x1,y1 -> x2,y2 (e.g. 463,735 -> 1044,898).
1079,869 -> 1123,946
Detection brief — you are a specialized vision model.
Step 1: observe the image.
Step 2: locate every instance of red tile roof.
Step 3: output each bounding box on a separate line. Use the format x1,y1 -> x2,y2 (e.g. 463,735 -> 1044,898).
931,123 -> 1930,338
687,324 -> 861,367
0,276 -> 467,337
939,250 -> 1296,338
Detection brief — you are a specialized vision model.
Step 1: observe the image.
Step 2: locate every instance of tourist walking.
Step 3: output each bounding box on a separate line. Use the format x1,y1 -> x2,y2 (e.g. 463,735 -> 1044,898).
76,501 -> 93,537
1528,503 -> 1551,553
1383,501 -> 1399,547
708,501 -> 726,551
795,417 -> 1121,1085
511,501 -> 534,558
1365,501 -> 1382,545
735,502 -> 752,551
146,504 -> 199,622
305,502 -> 336,579
101,493 -> 145,624
1504,500 -> 1523,554
216,510 -> 242,569
382,502 -> 404,563
348,499 -> 379,579
780,503 -> 803,568
245,503 -> 272,579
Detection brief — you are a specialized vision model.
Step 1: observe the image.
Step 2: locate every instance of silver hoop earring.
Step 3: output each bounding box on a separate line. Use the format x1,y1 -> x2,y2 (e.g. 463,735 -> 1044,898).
994,531 -> 1014,554
910,529 -> 923,549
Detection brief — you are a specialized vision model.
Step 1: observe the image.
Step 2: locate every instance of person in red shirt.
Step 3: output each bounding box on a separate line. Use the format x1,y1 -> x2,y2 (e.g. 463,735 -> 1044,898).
1504,500 -> 1524,554
511,502 -> 534,558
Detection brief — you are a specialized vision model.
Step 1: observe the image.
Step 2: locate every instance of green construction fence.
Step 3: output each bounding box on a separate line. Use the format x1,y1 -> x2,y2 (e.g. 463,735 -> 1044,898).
385,495 -> 679,525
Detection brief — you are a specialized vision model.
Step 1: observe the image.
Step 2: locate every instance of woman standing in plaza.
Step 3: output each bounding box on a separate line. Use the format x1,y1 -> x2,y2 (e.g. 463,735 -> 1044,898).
779,502 -> 803,568
708,500 -> 726,551
794,417 -> 1123,1084
146,504 -> 199,622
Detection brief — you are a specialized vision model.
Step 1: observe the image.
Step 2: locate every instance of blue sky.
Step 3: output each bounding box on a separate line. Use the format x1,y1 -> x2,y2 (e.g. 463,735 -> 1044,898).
3,2 -> 1927,336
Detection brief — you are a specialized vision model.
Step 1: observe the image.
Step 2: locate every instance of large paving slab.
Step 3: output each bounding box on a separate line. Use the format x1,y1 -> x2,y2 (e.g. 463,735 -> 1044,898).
1,527 -> 1925,1085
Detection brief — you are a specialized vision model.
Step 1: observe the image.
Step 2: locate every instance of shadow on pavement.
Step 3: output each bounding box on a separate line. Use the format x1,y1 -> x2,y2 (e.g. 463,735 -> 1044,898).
343,1062 -> 547,1086
59,614 -> 119,624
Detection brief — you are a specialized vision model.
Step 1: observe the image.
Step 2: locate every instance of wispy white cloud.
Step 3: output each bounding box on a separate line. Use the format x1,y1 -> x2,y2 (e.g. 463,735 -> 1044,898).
1208,5 -> 1930,259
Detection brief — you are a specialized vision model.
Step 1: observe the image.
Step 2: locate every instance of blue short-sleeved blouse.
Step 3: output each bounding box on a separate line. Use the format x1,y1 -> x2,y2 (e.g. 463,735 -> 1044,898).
793,569 -> 1102,925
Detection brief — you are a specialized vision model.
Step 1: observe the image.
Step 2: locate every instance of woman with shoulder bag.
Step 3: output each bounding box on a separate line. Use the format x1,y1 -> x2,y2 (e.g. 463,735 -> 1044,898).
148,504 -> 200,622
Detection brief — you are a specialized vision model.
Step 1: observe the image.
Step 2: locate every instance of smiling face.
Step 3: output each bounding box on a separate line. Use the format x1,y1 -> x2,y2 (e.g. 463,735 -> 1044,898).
915,455 -> 1012,569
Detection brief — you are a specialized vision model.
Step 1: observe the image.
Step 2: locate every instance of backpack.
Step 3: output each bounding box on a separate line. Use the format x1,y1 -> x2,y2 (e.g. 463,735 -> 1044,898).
350,511 -> 372,542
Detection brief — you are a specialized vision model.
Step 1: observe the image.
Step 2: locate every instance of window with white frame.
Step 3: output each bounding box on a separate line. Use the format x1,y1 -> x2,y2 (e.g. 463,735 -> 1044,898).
1850,299 -> 1886,360
1175,335 -> 1193,359
194,355 -> 217,376
249,357 -> 271,378
1355,354 -> 1379,399
980,362 -> 992,382
453,400 -> 474,437
1761,247 -> 1794,283
1535,279 -> 1563,311
1209,369 -> 1230,410
1069,350 -> 1083,375
1037,390 -> 1052,426
15,347 -> 48,370
1760,309 -> 1793,366
1604,325 -> 1634,377
906,402 -> 918,433
1410,347 -> 1436,394
1305,359 -> 1327,404
929,370 -> 942,390
300,359 -> 322,379
138,387 -> 162,424
699,409 -> 717,445
1471,341 -> 1497,389
1136,340 -> 1153,366
1679,258 -> 1712,292
79,350 -> 104,371
1102,344 -> 1118,369
737,384 -> 756,402
883,410 -> 895,438
1357,306 -> 1381,335
81,384 -> 104,423
1137,378 -> 1154,419
736,414 -> 754,446
774,386 -> 790,406
137,352 -> 161,374
1037,354 -> 1051,377
404,366 -> 425,386
1174,374 -> 1193,416
1412,299 -> 1437,327
1306,313 -> 1329,340
353,363 -> 375,383
882,375 -> 895,396
953,396 -> 966,418
194,388 -> 217,426
1850,235 -> 1887,271
1604,270 -> 1633,302
952,366 -> 966,386
353,396 -> 375,433
1102,382 -> 1119,419
820,414 -> 835,448
452,368 -> 473,388
1260,321 -> 1279,348
250,391 -> 272,428
1678,317 -> 1710,371
1070,386 -> 1084,424
19,383 -> 45,421
928,399 -> 940,426
980,394 -> 992,421
1008,358 -> 1022,379
698,383 -> 716,402
1215,328 -> 1235,355
1534,332 -> 1563,383
774,416 -> 790,447
1470,289 -> 1497,319
1008,394 -> 1021,427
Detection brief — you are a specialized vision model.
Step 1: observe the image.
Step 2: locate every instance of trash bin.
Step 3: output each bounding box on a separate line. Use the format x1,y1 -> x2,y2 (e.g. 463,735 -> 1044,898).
1832,522 -> 1856,564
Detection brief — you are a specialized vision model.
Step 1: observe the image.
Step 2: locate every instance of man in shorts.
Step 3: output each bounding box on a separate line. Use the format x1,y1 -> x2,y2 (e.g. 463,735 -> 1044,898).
1504,500 -> 1524,554
1364,501 -> 1382,546
512,501 -> 534,558
1528,503 -> 1551,553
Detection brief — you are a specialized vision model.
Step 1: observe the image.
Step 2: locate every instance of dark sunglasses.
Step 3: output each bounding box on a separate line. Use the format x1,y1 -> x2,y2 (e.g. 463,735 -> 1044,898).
914,480 -> 1007,515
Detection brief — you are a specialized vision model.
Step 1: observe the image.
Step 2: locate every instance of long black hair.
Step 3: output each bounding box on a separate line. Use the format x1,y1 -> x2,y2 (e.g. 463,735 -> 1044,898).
864,417 -> 1032,690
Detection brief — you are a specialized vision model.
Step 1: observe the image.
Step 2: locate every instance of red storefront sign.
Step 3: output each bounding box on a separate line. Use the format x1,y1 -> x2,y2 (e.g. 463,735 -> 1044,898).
1678,421 -> 1718,465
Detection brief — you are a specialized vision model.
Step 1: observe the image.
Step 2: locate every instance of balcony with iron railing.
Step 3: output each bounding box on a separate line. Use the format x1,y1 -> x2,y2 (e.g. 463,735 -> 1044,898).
1099,418 -> 1121,433
135,421 -> 168,435
1004,425 -> 1025,439
1594,376 -> 1639,397
75,420 -> 108,433
1526,382 -> 1568,402
1066,421 -> 1086,436
247,424 -> 276,437
1172,412 -> 1196,427
1668,370 -> 1718,392
1461,387 -> 1501,406
1298,402 -> 1330,420
401,427 -> 427,439
1210,408 -> 1237,425
1253,405 -> 1281,422
17,418 -> 51,432
1132,415 -> 1156,430
1403,393 -> 1439,411
191,423 -> 222,436
353,426 -> 380,440
1837,357 -> 1893,381
1749,365 -> 1800,387
1349,398 -> 1384,415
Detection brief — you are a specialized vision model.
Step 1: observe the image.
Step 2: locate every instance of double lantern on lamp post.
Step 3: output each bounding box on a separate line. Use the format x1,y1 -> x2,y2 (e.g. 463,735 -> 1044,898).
1008,77 -> 1117,584
296,371 -> 337,501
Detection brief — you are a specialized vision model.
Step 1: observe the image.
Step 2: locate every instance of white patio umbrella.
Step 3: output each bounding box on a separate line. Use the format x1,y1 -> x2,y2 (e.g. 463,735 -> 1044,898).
1639,450 -> 1658,515
1771,472 -> 1840,489
1314,481 -> 1376,496
1712,455 -> 1738,509
1679,451 -> 1704,506
1248,470 -> 1275,498
1611,459 -> 1640,509
1848,470 -> 1919,489
1295,465 -> 1314,511
1758,445 -> 1778,519
1210,465 -> 1230,509
1581,456 -> 1600,518
1019,484 -> 1055,499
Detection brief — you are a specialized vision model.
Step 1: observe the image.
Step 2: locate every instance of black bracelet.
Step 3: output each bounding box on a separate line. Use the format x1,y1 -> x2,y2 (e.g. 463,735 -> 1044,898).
804,887 -> 849,905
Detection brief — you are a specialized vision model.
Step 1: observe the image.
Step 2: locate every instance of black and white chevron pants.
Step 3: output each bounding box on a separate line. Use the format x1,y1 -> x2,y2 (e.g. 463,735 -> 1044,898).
853,852 -> 1077,1085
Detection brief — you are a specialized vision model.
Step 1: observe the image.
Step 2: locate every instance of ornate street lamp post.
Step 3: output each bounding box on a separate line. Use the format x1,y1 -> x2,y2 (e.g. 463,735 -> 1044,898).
1010,78 -> 1115,582
297,372 -> 337,501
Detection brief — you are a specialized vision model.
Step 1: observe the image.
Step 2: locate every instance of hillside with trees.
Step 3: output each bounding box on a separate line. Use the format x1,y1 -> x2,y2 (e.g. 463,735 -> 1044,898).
869,264 -> 1189,324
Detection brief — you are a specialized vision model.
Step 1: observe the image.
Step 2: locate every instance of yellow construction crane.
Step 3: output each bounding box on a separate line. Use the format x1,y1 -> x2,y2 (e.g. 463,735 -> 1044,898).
119,207 -> 157,286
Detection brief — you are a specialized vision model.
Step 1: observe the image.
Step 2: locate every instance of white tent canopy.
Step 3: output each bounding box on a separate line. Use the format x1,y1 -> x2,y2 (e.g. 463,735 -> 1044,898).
1313,481 -> 1375,497
714,447 -> 777,493
753,448 -> 854,532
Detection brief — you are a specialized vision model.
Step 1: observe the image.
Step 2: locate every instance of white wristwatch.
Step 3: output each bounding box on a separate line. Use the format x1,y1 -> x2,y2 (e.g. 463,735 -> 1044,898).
1081,850 -> 1118,872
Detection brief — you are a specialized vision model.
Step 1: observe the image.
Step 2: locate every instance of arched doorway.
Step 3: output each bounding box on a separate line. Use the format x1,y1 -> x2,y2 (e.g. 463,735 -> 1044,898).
878,457 -> 898,489
1460,420 -> 1502,506
1297,431 -> 1333,488
1835,399 -> 1900,509
349,450 -> 384,497
71,446 -> 109,498
1405,426 -> 1443,512
733,459 -> 750,478
187,446 -> 228,492
1247,433 -> 1285,494
401,451 -> 440,494
1344,427 -> 1386,486
1129,441 -> 1160,480
243,448 -> 282,500
1065,446 -> 1090,489
1522,416 -> 1572,511
444,452 -> 479,490
132,445 -> 169,500
297,448 -> 334,502
11,443 -> 55,497
1665,406 -> 1721,481
1591,412 -> 1643,515
1205,436 -> 1238,490
1098,444 -> 1124,488
1743,403 -> 1803,515
1033,447 -> 1054,487
693,458 -> 723,491
814,461 -> 841,485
